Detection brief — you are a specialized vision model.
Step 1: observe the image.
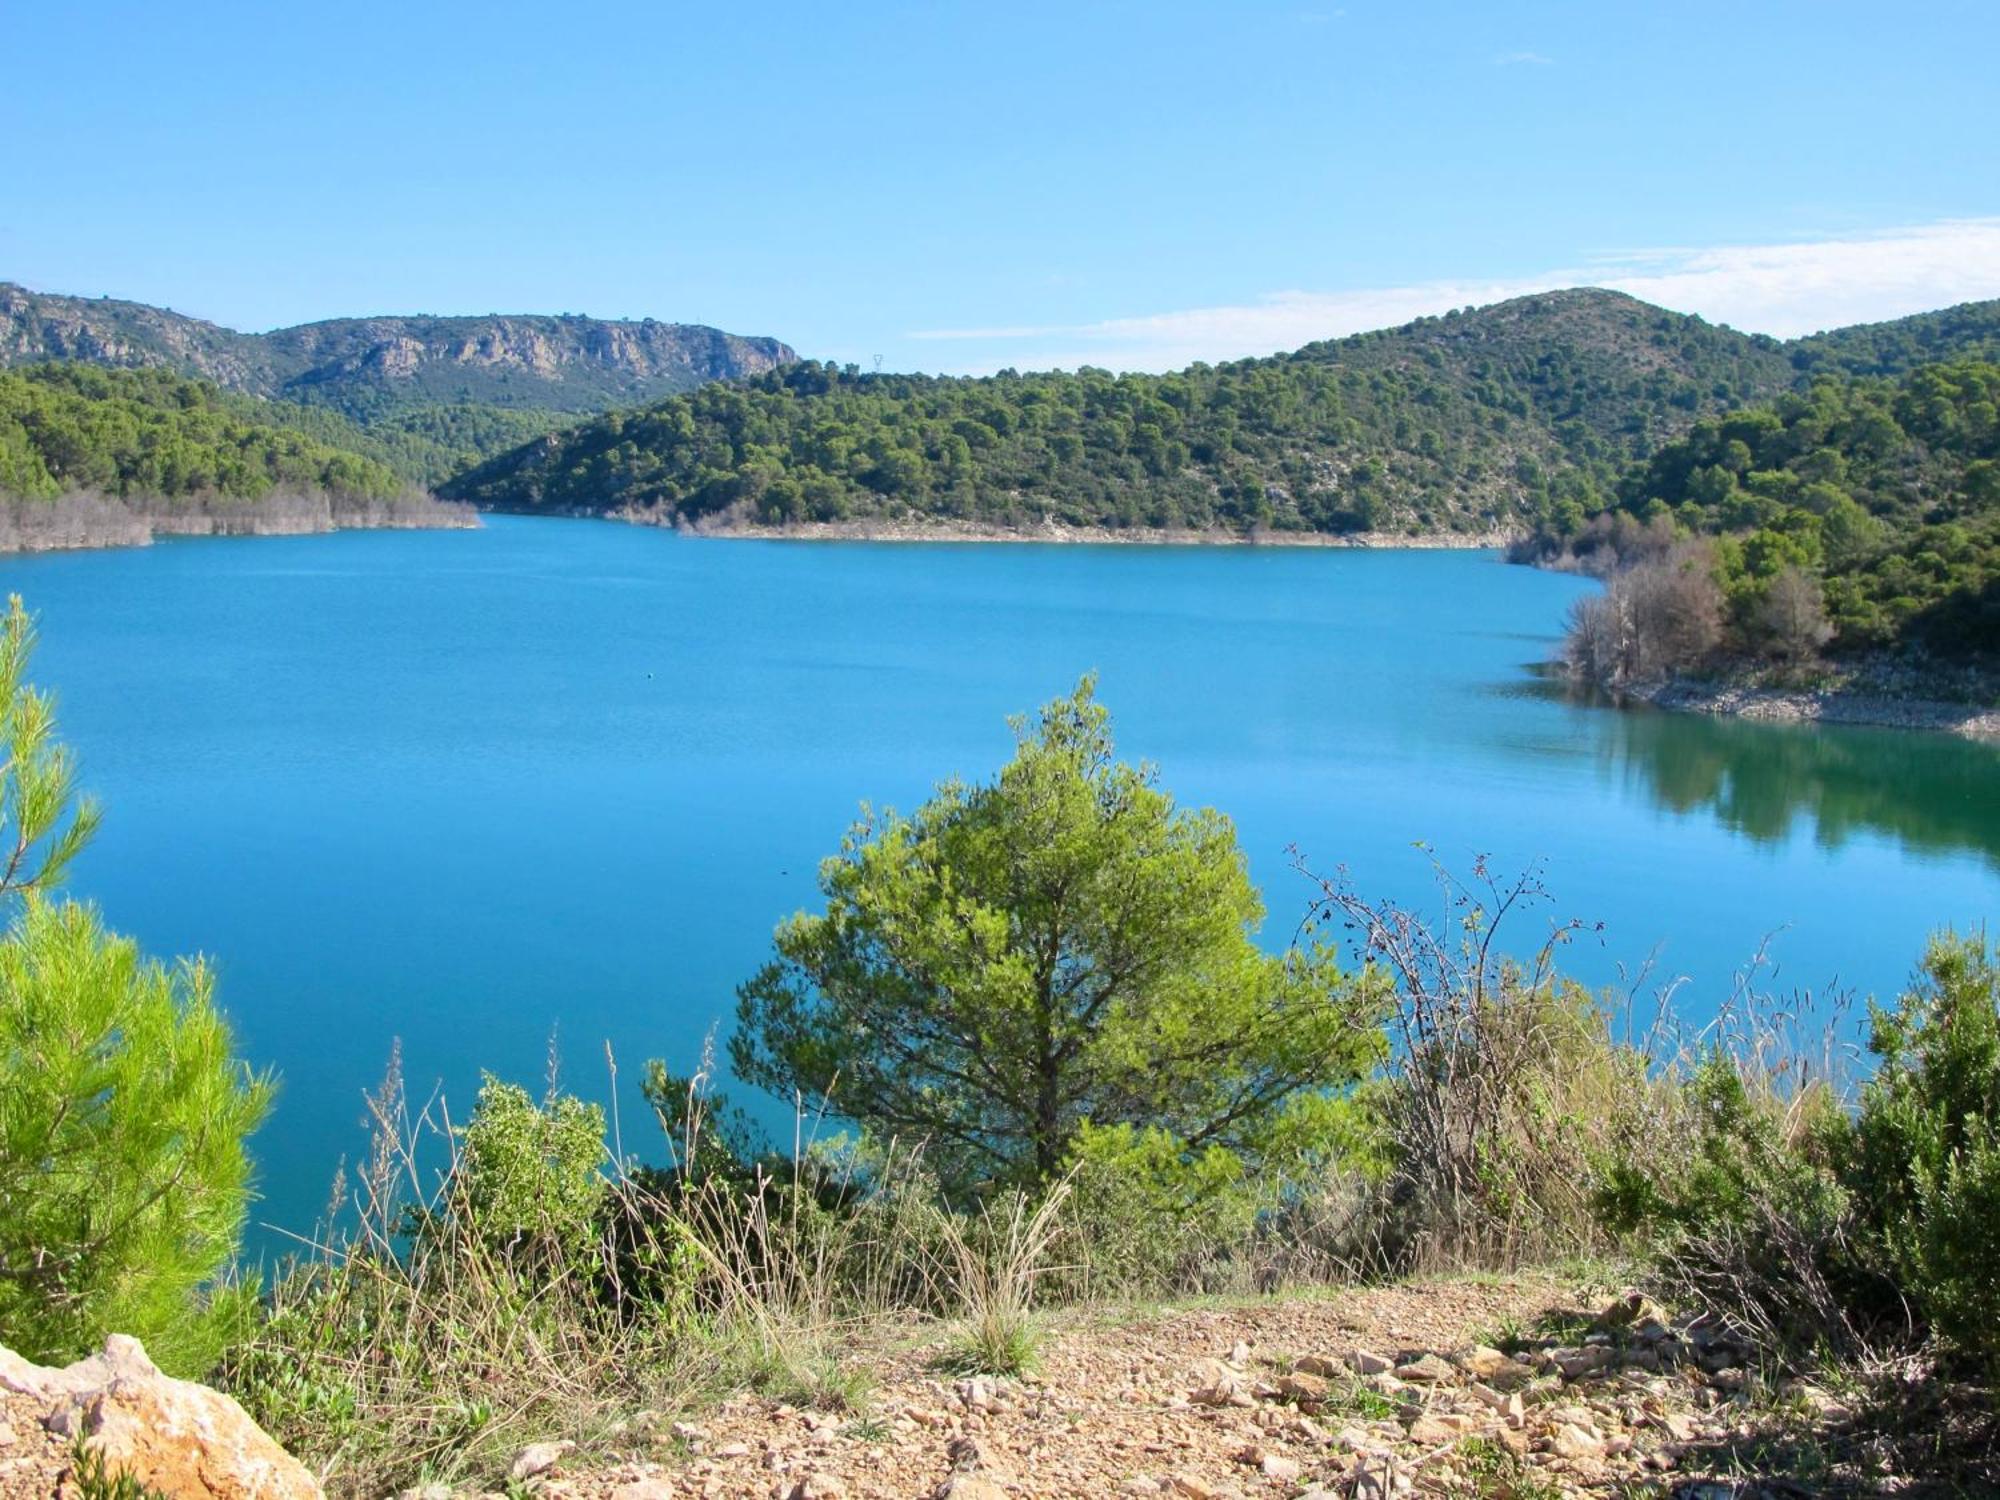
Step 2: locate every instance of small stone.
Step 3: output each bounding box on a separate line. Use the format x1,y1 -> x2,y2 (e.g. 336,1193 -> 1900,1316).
714,1442 -> 751,1458
1277,1371 -> 1328,1402
1167,1477 -> 1219,1500
1392,1354 -> 1456,1384
511,1441 -> 577,1481
1346,1348 -> 1393,1376
788,1475 -> 846,1500
1230,1340 -> 1252,1366
1121,1480 -> 1164,1496
1455,1346 -> 1514,1381
611,1484 -> 677,1500
1407,1412 -> 1477,1444
1708,1367 -> 1751,1393
1551,1346 -> 1613,1380
1260,1454 -> 1301,1482
934,1478 -> 1007,1500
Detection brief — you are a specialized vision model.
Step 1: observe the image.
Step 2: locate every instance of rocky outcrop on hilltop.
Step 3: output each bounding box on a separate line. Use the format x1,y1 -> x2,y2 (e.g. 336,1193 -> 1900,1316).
0,1334 -> 321,1499
0,283 -> 796,417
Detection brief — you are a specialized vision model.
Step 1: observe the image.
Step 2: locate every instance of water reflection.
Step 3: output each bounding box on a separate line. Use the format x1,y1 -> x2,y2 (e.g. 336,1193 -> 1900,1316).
1596,692 -> 2000,867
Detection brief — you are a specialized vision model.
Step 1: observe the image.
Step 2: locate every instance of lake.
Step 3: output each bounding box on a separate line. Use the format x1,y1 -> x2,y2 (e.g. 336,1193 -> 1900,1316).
4,515 -> 1997,1248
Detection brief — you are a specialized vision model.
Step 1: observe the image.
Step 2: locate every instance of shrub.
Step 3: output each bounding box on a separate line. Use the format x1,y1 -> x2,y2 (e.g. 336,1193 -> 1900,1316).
0,897 -> 272,1374
1594,1048 -> 1860,1353
222,1059 -> 700,1495
1848,934 -> 2000,1371
1299,855 -> 1648,1269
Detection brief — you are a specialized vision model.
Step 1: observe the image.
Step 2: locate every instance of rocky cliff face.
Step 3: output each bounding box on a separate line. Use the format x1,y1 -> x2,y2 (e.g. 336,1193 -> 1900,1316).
0,283 -> 796,416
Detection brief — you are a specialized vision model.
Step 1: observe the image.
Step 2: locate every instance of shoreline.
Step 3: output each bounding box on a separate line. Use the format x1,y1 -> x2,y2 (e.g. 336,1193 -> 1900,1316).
0,491 -> 478,557
1622,675 -> 2000,740
631,509 -> 1520,549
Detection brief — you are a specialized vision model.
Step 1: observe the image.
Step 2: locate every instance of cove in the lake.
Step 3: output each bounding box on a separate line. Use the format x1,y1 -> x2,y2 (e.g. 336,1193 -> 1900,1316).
3,515 -> 1995,1247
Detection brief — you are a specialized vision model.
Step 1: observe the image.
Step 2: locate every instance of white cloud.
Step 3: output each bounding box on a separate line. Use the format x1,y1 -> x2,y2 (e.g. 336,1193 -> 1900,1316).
1493,50 -> 1554,65
907,218 -> 2000,374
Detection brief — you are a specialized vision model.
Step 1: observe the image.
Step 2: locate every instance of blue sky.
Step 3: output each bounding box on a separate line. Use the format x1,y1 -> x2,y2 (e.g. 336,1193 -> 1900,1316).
7,1 -> 1998,373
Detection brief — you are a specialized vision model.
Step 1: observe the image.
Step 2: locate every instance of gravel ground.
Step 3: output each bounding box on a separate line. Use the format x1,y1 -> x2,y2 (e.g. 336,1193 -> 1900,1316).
520,1274 -> 1840,1500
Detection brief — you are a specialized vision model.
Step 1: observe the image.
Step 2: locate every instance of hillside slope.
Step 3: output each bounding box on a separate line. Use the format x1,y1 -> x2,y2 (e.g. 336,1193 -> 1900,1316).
0,364 -> 467,550
0,282 -> 797,422
444,291 -> 2000,536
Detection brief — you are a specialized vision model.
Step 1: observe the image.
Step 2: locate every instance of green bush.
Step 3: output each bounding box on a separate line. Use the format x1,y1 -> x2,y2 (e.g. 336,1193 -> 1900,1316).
1849,934 -> 2000,1371
451,1075 -> 607,1262
0,896 -> 272,1373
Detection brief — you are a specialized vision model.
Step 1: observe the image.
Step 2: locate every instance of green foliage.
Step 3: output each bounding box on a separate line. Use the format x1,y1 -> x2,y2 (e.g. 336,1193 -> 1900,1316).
1849,934 -> 2000,1371
731,677 -> 1386,1196
223,1063 -> 699,1494
446,290 -> 1834,535
0,896 -> 273,1374
0,364 -> 406,503
0,600 -> 267,1376
68,1441 -> 174,1500
450,1076 -> 608,1262
1595,1051 -> 1849,1253
1557,360 -> 2000,665
0,599 -> 100,899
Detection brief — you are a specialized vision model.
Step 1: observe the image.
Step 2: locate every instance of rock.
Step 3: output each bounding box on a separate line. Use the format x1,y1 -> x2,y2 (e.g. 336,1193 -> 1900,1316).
1276,1371 -> 1328,1402
1708,1367 -> 1752,1393
1166,1477 -> 1220,1499
1595,1293 -> 1666,1330
1190,1360 -> 1254,1408
1550,1345 -> 1614,1380
1549,1422 -> 1605,1460
714,1441 -> 752,1457
611,1483 -> 677,1500
1260,1453 -> 1301,1482
1345,1349 -> 1394,1377
1121,1480 -> 1164,1496
1454,1346 -> 1515,1381
1391,1354 -> 1455,1385
512,1440 -> 577,1480
0,1334 -> 323,1500
1290,1355 -> 1343,1378
1407,1413 -> 1477,1445
1229,1341 -> 1252,1366
787,1475 -> 846,1500
934,1477 -> 1008,1500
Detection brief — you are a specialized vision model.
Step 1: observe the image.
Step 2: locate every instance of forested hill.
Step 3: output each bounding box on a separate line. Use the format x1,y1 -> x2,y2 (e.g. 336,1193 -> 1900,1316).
1540,359 -> 2000,667
441,290 -> 2000,536
0,364 -> 406,502
0,283 -> 797,423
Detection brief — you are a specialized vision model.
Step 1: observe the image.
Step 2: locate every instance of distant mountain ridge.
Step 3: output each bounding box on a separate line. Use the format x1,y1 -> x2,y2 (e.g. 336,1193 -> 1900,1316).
0,283 -> 798,420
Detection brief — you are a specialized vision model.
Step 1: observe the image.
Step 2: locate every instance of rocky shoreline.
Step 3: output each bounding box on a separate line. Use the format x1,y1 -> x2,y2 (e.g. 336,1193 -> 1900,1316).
629,509 -> 1521,550
0,490 -> 477,556
1618,673 -> 2000,740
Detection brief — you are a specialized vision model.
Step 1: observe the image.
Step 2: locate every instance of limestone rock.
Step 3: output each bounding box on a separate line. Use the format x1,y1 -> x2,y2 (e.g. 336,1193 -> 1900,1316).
511,1440 -> 577,1480
0,1334 -> 322,1500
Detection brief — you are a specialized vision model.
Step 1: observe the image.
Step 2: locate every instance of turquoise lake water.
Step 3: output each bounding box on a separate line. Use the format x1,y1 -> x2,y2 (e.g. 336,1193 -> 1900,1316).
4,515 -> 1997,1247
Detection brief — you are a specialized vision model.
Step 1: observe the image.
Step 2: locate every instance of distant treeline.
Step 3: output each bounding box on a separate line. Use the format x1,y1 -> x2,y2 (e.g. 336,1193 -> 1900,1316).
443,291 -> 2000,539
0,364 -> 407,502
